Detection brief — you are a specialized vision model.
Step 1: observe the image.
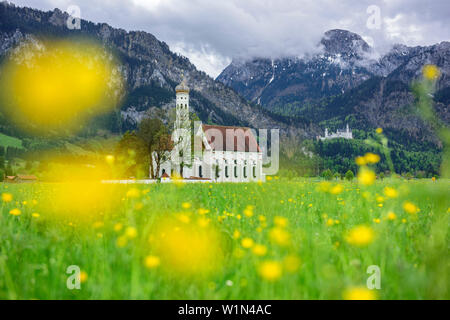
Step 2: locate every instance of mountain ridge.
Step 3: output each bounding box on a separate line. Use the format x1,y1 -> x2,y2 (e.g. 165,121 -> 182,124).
0,1 -> 308,139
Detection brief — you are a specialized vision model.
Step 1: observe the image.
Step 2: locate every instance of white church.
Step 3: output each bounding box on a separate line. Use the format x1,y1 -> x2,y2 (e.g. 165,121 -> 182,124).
156,79 -> 265,183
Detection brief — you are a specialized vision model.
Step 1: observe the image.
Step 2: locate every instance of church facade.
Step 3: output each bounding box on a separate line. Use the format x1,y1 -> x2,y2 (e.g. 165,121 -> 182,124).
156,79 -> 265,182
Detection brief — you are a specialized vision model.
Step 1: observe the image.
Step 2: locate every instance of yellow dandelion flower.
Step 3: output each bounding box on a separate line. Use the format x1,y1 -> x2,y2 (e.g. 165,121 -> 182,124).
126,188 -> 140,199
376,128 -> 383,134
79,271 -> 88,283
181,202 -> 191,209
125,227 -> 137,239
387,212 -> 397,220
252,244 -> 267,256
403,201 -> 419,214
373,218 -> 381,224
326,218 -> 335,227
364,153 -> 380,164
345,225 -> 375,247
144,255 -> 160,269
266,176 -> 273,181
330,184 -> 343,195
32,213 -> 40,218
177,214 -> 190,224
241,237 -> 254,248
243,205 -> 254,217
283,255 -> 301,273
116,235 -> 128,247
269,227 -> 290,246
274,216 -> 288,228
114,223 -> 123,232
197,217 -> 210,227
355,156 -> 367,166
258,260 -> 282,281
401,218 -> 407,223
232,230 -> 241,239
198,208 -> 210,215
358,167 -> 376,186
105,154 -> 115,164
383,187 -> 398,198
1,193 -> 13,202
422,64 -> 440,80
9,208 -> 21,216
343,286 -> 377,300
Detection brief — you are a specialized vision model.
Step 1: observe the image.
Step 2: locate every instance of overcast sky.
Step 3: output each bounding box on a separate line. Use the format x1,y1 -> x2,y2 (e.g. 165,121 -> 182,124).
9,0 -> 450,78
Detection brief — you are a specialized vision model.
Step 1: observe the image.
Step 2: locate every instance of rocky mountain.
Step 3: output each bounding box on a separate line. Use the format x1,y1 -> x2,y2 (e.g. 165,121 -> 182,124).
0,1 -> 305,138
217,29 -> 449,146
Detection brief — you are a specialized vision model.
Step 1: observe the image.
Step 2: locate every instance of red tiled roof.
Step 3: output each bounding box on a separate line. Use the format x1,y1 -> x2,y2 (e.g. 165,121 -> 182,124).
202,124 -> 261,152
161,172 -> 170,178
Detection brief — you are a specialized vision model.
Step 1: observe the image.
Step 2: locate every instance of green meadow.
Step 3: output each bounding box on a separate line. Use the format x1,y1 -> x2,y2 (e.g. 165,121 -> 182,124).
0,178 -> 448,300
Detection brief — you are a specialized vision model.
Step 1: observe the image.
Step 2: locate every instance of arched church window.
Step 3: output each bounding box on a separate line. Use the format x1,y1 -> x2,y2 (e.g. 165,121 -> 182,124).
253,166 -> 256,178
243,166 -> 247,178
225,166 -> 229,178
215,166 -> 220,178
199,165 -> 203,178
234,166 -> 237,178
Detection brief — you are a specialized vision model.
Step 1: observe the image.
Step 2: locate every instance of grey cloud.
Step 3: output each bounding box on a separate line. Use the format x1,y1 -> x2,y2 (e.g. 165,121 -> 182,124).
9,0 -> 450,77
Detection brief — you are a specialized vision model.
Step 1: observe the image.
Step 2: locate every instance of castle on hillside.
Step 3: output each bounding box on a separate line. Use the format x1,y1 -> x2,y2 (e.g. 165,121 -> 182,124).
155,78 -> 265,182
319,124 -> 353,140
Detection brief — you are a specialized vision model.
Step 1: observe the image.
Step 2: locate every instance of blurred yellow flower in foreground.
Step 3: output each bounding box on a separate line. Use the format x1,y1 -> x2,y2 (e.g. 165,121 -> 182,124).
243,205 -> 254,217
358,167 -> 376,186
403,202 -> 420,214
258,260 -> 282,281
181,202 -> 191,209
116,236 -> 128,248
376,128 -> 383,134
9,208 -> 21,216
125,227 -> 137,239
387,212 -> 397,220
269,227 -> 291,246
105,155 -> 115,165
241,237 -> 254,248
384,187 -> 398,198
364,153 -> 380,164
345,225 -> 375,247
126,188 -> 140,199
274,216 -> 288,227
330,184 -> 343,195
32,213 -> 40,218
422,64 -> 440,80
79,271 -> 88,283
343,286 -> 377,300
252,244 -> 267,256
0,39 -> 123,134
152,218 -> 225,276
144,255 -> 161,269
114,223 -> 123,232
1,193 -> 13,202
355,156 -> 366,166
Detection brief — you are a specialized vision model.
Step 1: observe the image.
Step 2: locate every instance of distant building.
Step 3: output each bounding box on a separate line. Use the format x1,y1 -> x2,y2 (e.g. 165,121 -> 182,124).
319,124 -> 353,140
156,78 -> 265,182
5,175 -> 38,183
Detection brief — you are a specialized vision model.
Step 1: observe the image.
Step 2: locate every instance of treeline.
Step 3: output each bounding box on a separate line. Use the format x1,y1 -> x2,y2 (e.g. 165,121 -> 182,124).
312,138 -> 441,177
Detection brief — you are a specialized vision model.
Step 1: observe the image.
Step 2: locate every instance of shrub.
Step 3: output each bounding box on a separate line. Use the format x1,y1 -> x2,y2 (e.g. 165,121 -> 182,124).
345,170 -> 354,181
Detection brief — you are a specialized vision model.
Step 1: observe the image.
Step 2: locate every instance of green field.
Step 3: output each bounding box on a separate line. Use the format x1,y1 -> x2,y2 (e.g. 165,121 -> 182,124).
0,178 -> 448,299
0,133 -> 23,149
